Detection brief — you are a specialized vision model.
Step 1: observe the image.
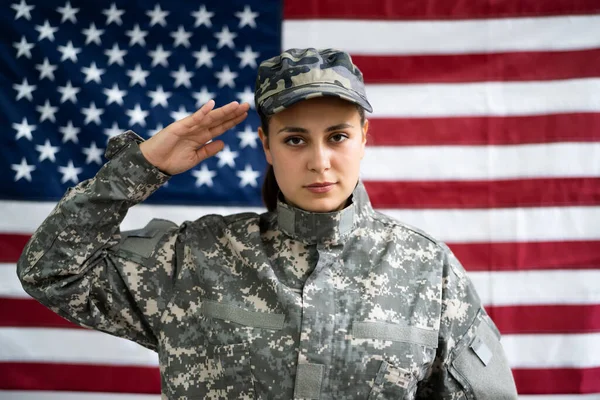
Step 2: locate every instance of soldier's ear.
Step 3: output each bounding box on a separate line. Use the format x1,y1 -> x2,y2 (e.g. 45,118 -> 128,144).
258,127 -> 273,164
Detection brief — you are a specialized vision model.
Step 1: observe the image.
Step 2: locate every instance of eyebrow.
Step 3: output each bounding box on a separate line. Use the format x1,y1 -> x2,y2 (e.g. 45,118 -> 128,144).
277,123 -> 354,134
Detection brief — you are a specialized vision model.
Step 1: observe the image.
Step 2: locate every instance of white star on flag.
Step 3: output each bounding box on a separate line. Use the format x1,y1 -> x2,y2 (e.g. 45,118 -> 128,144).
171,65 -> 193,88
237,164 -> 260,187
13,36 -> 34,58
192,164 -> 217,187
193,45 -> 215,68
237,46 -> 259,68
126,104 -> 149,126
215,65 -> 237,88
82,23 -> 104,45
127,64 -> 150,87
147,4 -> 169,27
236,87 -> 255,107
35,20 -> 58,41
170,105 -> 191,122
105,43 -> 127,65
104,122 -> 123,139
192,5 -> 214,28
57,81 -> 80,104
237,125 -> 259,148
13,78 -> 36,101
36,100 -> 58,123
193,86 -> 215,107
82,142 -> 104,165
216,145 -> 238,168
58,160 -> 83,184
35,139 -> 60,162
57,1 -> 79,23
57,41 -> 81,62
171,26 -> 192,48
35,58 -> 57,81
11,0 -> 35,21
235,6 -> 259,28
81,102 -> 104,125
215,26 -> 237,49
125,24 -> 148,47
148,44 -> 171,67
11,158 -> 36,182
103,3 -> 124,26
81,62 -> 105,84
12,117 -> 36,141
103,84 -> 127,105
148,86 -> 172,108
59,120 -> 80,143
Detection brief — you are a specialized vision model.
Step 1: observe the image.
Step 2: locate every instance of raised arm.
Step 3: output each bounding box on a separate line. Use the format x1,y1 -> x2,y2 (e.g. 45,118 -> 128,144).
17,100 -> 250,350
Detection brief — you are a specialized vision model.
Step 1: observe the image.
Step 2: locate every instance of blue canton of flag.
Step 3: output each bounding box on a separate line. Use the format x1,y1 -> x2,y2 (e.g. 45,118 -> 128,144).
0,0 -> 281,206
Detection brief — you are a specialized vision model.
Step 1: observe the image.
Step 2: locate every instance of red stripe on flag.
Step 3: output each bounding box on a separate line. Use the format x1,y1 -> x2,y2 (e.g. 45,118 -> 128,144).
284,0 -> 600,20
367,113 -> 600,146
5,297 -> 600,335
364,178 -> 600,209
0,298 -> 81,329
2,362 -> 599,395
447,241 -> 600,271
487,305 -> 600,334
354,50 -> 600,84
512,367 -> 600,394
0,362 -> 160,393
0,233 -> 29,263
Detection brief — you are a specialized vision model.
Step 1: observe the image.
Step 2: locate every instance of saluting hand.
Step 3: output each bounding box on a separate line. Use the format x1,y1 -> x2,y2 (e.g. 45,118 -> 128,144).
139,100 -> 250,175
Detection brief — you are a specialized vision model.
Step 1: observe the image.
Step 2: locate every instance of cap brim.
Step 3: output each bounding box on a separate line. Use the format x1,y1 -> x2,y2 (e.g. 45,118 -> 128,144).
260,83 -> 373,116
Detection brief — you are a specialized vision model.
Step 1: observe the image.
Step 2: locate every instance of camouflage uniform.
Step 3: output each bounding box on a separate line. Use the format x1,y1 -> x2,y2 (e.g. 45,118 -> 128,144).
17,48 -> 518,399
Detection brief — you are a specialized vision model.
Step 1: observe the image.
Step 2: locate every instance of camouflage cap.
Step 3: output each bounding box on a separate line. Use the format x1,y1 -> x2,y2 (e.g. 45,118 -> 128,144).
254,48 -> 373,116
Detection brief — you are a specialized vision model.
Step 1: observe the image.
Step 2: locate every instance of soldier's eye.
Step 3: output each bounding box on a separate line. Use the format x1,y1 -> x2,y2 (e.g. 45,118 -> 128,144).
330,134 -> 348,143
284,136 -> 305,146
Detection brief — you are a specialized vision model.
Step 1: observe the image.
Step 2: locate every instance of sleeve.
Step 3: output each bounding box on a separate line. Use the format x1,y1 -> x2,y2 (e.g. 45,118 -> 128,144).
17,131 -> 178,351
416,243 -> 518,399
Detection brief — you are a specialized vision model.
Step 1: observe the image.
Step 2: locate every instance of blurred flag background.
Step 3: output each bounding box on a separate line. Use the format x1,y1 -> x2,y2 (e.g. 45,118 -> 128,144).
1,0 -> 599,399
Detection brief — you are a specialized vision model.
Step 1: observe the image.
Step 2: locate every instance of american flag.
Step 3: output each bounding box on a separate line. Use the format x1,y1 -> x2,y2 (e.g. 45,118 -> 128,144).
1,0 -> 599,399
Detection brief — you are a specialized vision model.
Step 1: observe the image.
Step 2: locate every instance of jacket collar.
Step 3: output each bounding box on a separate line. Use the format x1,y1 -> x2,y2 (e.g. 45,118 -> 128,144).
276,181 -> 373,244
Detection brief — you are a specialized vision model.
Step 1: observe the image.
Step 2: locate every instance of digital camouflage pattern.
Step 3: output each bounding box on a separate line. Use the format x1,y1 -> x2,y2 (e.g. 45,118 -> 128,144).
255,48 -> 373,116
17,132 -> 518,399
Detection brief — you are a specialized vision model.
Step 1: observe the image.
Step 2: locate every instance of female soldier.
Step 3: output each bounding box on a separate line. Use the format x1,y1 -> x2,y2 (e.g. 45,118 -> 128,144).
17,48 -> 518,399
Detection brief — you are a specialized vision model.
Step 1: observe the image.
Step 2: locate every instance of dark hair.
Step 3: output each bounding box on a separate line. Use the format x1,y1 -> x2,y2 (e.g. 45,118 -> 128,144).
260,103 -> 366,212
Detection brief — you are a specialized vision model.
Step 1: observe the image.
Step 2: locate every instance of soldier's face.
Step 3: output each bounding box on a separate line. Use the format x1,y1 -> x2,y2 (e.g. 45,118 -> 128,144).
259,97 -> 368,213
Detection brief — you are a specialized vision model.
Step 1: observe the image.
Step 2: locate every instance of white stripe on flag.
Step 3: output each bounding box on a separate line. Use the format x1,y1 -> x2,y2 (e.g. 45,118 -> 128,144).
364,79 -> 600,117
383,206 -> 600,243
1,327 -> 599,369
283,15 -> 600,54
502,332 -> 600,368
362,143 -> 600,180
2,202 -> 600,242
1,394 -> 599,400
0,328 -> 159,366
469,270 -> 600,306
3,264 -> 599,306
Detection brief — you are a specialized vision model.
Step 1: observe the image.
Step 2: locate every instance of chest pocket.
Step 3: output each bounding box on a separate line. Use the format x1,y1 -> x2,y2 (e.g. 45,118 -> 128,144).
162,300 -> 285,399
352,321 -> 439,400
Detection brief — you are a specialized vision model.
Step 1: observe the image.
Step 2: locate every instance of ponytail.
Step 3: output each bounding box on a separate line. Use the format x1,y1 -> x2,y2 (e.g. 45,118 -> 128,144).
258,110 -> 280,211
262,164 -> 280,212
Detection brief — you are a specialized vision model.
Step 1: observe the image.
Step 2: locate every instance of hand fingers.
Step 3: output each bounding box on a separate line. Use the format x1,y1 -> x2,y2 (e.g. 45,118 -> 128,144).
180,100 -> 215,129
197,101 -> 250,129
207,112 -> 249,138
196,139 -> 225,162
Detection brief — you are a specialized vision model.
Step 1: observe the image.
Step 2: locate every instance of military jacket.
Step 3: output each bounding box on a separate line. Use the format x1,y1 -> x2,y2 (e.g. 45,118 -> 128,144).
17,132 -> 518,399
